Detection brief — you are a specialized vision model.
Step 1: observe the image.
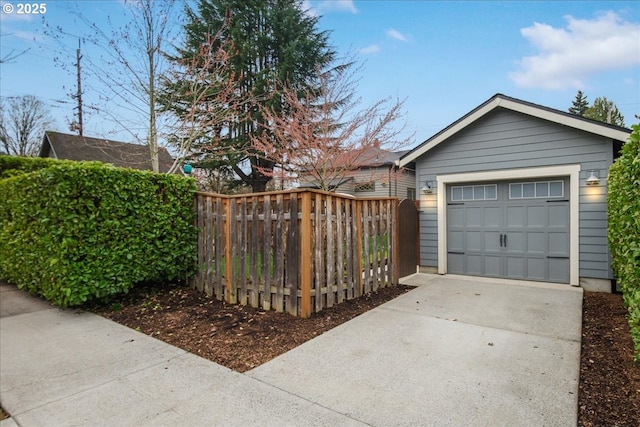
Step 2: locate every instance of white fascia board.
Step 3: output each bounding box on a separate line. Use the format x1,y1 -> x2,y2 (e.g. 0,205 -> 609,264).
46,134 -> 58,159
399,98 -> 501,167
498,98 -> 631,142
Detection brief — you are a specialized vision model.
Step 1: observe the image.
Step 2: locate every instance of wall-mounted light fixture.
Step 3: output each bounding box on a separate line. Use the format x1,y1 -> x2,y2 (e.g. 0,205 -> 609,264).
586,170 -> 599,186
421,181 -> 433,194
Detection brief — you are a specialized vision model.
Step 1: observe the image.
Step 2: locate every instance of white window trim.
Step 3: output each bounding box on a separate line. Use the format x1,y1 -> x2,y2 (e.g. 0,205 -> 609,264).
436,165 -> 580,286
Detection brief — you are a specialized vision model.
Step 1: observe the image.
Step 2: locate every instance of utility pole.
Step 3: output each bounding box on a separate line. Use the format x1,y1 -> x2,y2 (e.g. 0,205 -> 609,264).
76,38 -> 84,136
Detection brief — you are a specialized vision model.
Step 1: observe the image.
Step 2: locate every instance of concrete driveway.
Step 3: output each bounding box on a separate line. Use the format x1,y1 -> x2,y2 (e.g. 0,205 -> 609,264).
248,274 -> 583,426
1,274 -> 582,426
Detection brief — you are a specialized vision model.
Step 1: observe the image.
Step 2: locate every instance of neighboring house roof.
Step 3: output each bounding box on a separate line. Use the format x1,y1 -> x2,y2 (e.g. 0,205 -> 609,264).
356,146 -> 410,167
399,93 -> 632,167
39,131 -> 175,173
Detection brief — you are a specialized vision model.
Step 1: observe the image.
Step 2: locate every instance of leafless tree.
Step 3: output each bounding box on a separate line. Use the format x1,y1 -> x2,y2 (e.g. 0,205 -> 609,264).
251,63 -> 413,191
0,95 -> 54,156
45,0 -> 179,172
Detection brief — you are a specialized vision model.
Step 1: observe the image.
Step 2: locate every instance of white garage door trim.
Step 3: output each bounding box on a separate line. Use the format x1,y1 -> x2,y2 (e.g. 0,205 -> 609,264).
436,165 -> 580,286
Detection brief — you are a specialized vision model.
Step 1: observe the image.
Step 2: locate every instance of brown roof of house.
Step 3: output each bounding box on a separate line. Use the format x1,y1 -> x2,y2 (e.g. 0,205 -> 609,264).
40,131 -> 175,173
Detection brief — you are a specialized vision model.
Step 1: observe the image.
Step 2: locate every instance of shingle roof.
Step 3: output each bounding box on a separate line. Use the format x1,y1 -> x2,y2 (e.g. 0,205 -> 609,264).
40,131 -> 175,173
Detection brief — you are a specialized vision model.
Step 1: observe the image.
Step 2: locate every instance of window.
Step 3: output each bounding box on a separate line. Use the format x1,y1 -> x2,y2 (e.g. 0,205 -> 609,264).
509,180 -> 564,199
407,188 -> 416,200
355,181 -> 375,192
451,184 -> 497,201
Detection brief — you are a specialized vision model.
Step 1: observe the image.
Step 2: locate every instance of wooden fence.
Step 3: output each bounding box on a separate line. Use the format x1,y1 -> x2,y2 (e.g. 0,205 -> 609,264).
192,189 -> 399,317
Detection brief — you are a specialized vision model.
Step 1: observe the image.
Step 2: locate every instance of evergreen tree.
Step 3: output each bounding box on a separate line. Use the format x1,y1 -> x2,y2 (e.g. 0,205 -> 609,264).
165,0 -> 336,192
584,97 -> 625,127
568,90 -> 589,116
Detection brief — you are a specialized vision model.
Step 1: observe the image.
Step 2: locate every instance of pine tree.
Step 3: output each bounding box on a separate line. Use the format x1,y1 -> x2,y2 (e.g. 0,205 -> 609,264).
165,0 -> 336,192
568,90 -> 589,116
584,97 -> 625,127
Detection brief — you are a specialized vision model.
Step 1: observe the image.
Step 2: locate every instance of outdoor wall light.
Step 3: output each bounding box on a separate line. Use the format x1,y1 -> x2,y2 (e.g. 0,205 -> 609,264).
183,163 -> 193,175
421,181 -> 433,194
586,170 -> 600,186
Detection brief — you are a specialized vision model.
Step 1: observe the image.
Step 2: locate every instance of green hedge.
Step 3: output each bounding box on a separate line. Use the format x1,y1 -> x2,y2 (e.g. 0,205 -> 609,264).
0,159 -> 197,307
608,123 -> 640,359
0,155 -> 77,179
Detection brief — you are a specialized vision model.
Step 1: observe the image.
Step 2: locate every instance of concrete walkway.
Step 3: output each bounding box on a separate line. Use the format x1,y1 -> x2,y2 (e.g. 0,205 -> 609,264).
0,274 -> 582,426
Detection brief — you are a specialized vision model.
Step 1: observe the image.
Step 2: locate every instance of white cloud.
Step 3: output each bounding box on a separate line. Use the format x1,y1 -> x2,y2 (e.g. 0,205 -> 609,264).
360,44 -> 380,54
509,12 -> 640,90
386,28 -> 409,42
315,0 -> 358,14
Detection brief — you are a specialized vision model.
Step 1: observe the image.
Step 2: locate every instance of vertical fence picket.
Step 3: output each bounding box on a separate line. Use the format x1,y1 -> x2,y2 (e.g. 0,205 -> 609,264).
336,197 -> 344,303
215,197 -> 223,299
287,194 -> 299,316
362,201 -> 371,294
371,200 -> 379,292
227,198 -> 236,304
249,196 -> 259,307
196,194 -> 205,292
274,194 -> 285,312
314,193 -> 324,312
326,195 -> 335,307
204,197 -> 214,296
262,195 -> 272,311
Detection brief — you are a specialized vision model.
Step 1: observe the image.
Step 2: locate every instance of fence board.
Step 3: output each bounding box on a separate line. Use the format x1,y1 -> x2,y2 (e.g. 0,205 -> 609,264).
326,195 -> 335,308
262,195 -> 272,311
205,198 -> 214,296
250,196 -> 259,307
336,198 -> 344,303
289,194 -> 300,316
274,194 -> 285,312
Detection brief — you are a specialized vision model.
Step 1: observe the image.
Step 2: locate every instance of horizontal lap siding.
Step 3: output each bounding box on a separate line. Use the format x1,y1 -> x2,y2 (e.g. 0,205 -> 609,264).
415,109 -> 613,279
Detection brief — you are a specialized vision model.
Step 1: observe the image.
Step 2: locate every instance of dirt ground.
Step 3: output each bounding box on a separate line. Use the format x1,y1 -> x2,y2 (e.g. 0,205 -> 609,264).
2,283 -> 639,425
579,291 -> 640,426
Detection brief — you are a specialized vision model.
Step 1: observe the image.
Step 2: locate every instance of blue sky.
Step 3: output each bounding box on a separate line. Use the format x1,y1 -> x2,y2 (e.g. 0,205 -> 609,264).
1,0 -> 639,148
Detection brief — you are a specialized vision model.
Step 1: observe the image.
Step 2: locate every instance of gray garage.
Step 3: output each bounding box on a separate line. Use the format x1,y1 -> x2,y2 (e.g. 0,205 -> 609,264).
446,178 -> 569,283
399,94 -> 631,291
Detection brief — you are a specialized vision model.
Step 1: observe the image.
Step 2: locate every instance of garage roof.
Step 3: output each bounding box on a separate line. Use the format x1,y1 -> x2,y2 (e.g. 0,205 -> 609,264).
398,94 -> 632,167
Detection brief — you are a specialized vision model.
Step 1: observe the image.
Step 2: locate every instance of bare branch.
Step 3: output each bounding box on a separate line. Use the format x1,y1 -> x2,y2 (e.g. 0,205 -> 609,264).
250,61 -> 413,191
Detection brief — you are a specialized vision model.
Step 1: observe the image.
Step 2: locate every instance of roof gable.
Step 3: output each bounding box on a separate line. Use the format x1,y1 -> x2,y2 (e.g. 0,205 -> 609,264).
399,94 -> 632,167
41,131 -> 175,173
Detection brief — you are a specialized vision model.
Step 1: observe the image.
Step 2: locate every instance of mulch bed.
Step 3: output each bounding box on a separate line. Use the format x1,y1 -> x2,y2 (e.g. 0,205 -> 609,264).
91,283 -> 412,373
579,291 -> 640,426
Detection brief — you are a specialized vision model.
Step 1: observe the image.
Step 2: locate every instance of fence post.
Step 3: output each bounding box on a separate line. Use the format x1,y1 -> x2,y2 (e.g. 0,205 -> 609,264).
300,191 -> 312,318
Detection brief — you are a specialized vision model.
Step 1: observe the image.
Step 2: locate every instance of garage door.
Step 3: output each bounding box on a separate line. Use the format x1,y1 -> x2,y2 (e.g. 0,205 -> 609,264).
446,178 -> 569,283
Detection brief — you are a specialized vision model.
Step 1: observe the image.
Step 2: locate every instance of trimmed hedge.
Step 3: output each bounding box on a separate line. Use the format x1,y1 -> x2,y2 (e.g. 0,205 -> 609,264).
0,155 -> 77,179
0,158 -> 197,307
608,123 -> 640,359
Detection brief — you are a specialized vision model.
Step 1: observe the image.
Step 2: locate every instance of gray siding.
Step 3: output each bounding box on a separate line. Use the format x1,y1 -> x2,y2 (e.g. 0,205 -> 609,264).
415,108 -> 614,279
347,167 -> 416,199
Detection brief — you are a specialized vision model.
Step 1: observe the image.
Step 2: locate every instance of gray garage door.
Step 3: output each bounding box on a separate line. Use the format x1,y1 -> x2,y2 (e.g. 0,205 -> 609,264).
447,178 -> 569,283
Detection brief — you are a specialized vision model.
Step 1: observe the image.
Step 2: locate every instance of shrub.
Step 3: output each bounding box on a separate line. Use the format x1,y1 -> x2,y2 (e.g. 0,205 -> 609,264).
608,123 -> 640,359
0,159 -> 197,306
0,155 -> 77,179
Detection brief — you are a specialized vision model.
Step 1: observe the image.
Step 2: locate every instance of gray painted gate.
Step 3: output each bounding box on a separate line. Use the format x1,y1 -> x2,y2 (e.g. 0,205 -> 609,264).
446,179 -> 570,283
